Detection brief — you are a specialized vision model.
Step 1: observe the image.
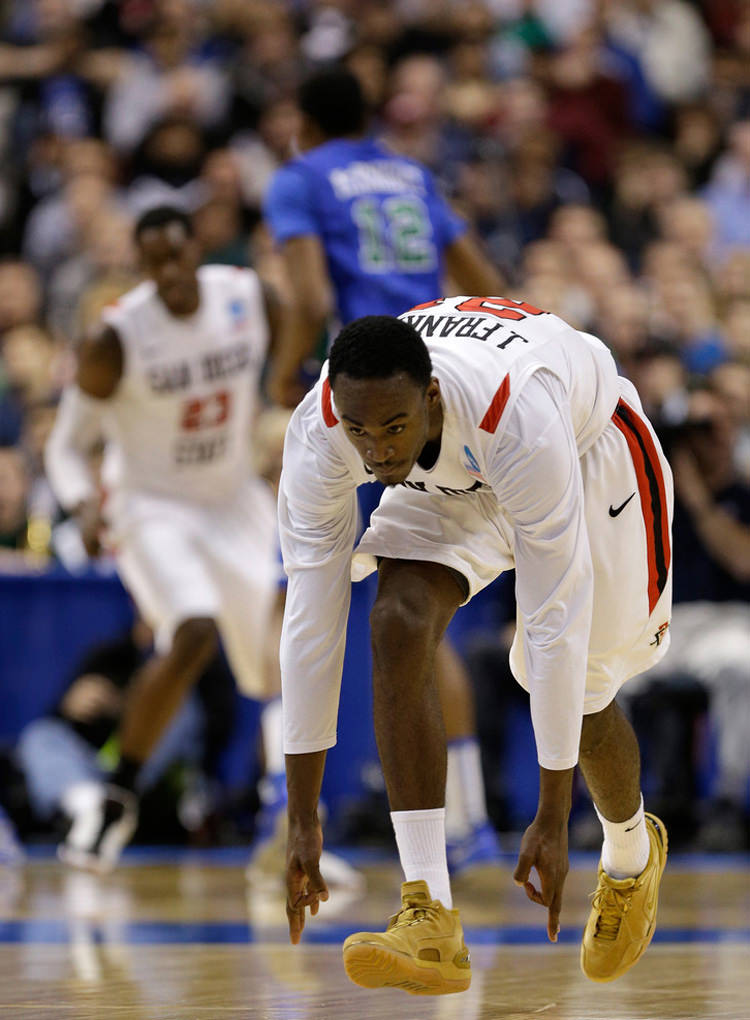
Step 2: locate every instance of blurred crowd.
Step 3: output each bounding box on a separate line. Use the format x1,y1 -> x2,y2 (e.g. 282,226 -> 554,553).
1,0 -> 750,848
1,0 -> 749,554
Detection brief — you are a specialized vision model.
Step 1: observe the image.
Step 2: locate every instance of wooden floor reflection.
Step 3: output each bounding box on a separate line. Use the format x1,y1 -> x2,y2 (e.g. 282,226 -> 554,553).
0,851 -> 748,1019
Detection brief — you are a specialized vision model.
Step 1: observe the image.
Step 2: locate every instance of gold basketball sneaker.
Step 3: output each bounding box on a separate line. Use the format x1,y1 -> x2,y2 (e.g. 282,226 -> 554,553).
581,813 -> 668,982
342,880 -> 471,995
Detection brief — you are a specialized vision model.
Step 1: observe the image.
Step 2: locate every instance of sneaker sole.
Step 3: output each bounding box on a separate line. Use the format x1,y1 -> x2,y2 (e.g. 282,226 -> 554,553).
343,942 -> 471,996
581,814 -> 669,983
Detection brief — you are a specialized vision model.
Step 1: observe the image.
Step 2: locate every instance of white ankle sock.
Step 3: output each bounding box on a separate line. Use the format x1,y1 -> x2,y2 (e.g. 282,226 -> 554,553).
595,795 -> 650,879
391,808 -> 452,908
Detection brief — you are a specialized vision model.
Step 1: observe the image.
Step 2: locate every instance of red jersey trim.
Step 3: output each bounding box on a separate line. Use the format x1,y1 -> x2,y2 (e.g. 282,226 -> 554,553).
321,378 -> 339,428
479,375 -> 511,433
612,400 -> 671,614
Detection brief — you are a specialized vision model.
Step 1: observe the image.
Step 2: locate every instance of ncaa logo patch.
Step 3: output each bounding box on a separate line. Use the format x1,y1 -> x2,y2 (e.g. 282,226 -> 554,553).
228,299 -> 246,328
463,445 -> 485,480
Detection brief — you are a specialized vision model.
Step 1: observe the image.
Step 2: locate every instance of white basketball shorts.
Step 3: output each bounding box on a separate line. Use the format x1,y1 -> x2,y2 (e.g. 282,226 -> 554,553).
352,379 -> 673,713
105,476 -> 280,698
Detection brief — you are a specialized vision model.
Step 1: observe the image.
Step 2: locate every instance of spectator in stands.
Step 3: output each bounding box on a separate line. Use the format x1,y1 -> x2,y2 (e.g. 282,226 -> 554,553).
703,119 -> 750,259
22,142 -> 121,282
608,143 -> 689,269
0,444 -> 29,553
543,26 -> 632,194
0,261 -> 42,334
711,359 -> 750,482
0,323 -> 60,445
47,207 -> 137,343
231,98 -> 301,214
633,383 -> 750,849
101,4 -> 229,157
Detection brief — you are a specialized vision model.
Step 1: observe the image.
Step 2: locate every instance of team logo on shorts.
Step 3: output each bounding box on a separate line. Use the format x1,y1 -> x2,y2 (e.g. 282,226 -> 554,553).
463,445 -> 486,480
649,620 -> 670,647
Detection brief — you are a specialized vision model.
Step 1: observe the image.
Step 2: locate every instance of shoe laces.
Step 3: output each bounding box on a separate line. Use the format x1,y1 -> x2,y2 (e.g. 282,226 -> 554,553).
388,899 -> 438,930
591,883 -> 633,941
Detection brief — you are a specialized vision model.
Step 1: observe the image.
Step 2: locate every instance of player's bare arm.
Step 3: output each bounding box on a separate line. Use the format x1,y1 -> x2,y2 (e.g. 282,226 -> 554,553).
513,764 -> 574,943
443,232 -> 505,297
76,323 -> 124,400
271,234 -> 334,403
70,323 -> 123,552
261,277 -> 307,407
285,749 -> 330,944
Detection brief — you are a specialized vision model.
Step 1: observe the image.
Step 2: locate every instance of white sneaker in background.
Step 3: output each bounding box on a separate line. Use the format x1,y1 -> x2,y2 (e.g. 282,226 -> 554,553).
59,782 -> 138,873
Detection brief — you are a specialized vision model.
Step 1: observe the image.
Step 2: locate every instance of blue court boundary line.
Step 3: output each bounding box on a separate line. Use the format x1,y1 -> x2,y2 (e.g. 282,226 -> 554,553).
0,920 -> 748,946
20,845 -> 750,871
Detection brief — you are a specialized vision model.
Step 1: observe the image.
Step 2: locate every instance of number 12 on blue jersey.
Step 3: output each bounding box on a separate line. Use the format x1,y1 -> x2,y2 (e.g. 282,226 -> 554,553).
351,195 -> 438,274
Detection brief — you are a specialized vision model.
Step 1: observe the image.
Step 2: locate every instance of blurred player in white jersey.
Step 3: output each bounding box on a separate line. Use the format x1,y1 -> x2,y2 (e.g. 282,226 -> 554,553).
45,205 -> 285,871
278,297 -> 672,995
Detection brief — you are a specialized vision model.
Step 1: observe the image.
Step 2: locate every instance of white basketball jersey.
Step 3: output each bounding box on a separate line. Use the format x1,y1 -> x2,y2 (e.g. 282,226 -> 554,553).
100,265 -> 269,503
312,294 -> 622,493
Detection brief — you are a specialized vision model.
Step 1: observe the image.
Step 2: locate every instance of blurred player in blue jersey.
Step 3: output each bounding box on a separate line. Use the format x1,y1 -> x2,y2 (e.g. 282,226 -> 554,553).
263,64 -> 506,876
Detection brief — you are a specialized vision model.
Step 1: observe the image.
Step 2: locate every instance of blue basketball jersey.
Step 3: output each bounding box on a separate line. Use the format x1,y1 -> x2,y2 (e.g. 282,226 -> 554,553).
263,136 -> 467,324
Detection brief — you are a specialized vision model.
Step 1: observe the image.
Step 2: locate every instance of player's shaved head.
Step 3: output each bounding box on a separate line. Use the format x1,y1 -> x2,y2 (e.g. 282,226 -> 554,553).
329,315 -> 432,390
134,205 -> 193,247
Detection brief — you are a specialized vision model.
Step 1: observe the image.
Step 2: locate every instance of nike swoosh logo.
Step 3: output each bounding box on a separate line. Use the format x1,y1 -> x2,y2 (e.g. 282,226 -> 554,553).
609,492 -> 636,517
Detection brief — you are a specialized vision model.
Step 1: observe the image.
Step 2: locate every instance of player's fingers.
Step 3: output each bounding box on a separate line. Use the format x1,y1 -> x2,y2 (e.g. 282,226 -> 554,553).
524,879 -> 545,906
286,900 -> 305,945
547,886 -> 563,943
513,852 -> 532,888
305,864 -> 329,902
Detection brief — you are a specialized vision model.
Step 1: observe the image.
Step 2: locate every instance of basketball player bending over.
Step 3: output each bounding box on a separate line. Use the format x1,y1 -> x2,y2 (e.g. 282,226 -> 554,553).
278,297 -> 672,994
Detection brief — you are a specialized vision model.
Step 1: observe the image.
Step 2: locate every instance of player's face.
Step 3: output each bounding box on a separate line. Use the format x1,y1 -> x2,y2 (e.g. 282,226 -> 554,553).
334,372 -> 442,486
138,222 -> 201,316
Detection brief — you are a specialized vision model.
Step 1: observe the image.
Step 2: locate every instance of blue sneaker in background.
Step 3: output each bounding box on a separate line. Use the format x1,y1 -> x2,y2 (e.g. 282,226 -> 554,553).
447,821 -> 502,877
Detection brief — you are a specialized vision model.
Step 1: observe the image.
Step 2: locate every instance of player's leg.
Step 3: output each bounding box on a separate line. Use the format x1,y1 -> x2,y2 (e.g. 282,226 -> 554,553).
358,481 -> 499,874
115,615 -> 218,768
437,637 -> 501,875
60,618 -> 219,872
347,487 -> 510,994
60,513 -> 222,871
371,559 -> 464,892
577,699 -> 668,982
579,699 -> 650,874
343,558 -> 471,996
576,387 -> 672,981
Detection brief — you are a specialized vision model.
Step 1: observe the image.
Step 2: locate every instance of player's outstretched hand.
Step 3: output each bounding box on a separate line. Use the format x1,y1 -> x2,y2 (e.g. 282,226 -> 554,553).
285,817 -> 329,945
513,816 -> 569,944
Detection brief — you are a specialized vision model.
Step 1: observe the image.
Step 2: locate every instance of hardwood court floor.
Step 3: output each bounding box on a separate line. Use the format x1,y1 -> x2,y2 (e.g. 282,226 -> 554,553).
0,849 -> 748,1019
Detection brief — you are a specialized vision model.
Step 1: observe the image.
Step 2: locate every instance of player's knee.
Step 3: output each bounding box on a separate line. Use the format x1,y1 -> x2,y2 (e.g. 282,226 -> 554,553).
370,593 -> 436,664
171,617 -> 219,665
